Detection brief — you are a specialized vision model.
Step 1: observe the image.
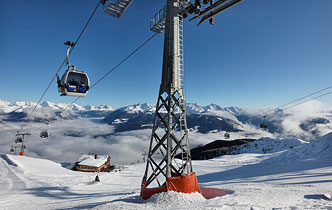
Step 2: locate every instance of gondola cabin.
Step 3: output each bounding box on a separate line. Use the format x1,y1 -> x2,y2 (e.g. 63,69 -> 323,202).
260,116 -> 268,130
260,124 -> 267,129
224,132 -> 230,139
40,130 -> 49,139
57,69 -> 90,97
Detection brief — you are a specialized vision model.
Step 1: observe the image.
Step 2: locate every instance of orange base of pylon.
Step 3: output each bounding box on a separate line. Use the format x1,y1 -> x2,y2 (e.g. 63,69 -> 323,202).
140,173 -> 201,200
19,152 -> 24,156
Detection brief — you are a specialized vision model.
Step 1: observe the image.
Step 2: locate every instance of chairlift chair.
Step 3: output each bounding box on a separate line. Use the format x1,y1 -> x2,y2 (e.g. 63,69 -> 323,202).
15,136 -> 23,144
56,41 -> 90,97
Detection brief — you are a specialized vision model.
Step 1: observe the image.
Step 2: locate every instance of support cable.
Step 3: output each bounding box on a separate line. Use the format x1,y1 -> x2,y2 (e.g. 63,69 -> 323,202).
282,90 -> 332,111
20,0 -> 102,132
276,85 -> 332,110
28,33 -> 158,134
90,33 -> 158,89
263,84 -> 332,118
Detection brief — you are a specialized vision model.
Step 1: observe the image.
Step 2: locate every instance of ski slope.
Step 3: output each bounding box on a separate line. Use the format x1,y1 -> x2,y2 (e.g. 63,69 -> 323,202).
1,133 -> 332,210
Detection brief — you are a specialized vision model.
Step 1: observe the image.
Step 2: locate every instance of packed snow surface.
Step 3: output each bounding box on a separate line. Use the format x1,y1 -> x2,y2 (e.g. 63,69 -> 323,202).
1,133 -> 332,209
229,137 -> 307,155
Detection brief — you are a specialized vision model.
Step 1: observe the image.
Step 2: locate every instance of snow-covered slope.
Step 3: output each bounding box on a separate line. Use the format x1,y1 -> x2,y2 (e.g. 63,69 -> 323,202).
228,137 -> 307,155
267,132 -> 332,163
1,132 -> 332,209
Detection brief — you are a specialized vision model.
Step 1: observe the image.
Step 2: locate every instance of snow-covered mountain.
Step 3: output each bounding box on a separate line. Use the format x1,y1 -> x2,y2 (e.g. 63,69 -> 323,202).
102,102 -> 332,140
102,103 -> 244,133
1,99 -> 332,140
0,99 -> 115,122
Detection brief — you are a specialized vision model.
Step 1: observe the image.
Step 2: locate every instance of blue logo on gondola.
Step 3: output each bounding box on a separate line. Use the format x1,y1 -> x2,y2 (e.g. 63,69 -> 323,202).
77,86 -> 87,93
67,85 -> 87,93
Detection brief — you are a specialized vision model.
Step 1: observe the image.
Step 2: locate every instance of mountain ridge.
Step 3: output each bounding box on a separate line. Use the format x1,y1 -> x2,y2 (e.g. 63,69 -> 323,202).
1,99 -> 332,140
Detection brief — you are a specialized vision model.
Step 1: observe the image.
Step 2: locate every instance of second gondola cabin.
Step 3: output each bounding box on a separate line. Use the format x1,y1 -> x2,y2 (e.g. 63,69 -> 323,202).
40,130 -> 49,139
224,132 -> 230,139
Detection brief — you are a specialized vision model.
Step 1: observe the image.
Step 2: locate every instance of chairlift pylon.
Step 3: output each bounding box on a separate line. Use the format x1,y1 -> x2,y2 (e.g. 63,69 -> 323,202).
56,41 -> 90,97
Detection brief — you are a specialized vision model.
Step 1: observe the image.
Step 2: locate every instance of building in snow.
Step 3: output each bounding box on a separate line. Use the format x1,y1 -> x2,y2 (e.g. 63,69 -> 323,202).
75,154 -> 112,172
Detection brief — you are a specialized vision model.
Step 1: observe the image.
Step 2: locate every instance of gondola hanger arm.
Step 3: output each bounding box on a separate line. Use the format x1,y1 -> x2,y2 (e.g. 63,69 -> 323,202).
64,41 -> 76,69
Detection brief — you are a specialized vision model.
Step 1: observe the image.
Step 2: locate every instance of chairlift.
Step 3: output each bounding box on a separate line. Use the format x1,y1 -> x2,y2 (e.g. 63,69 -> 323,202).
56,41 -> 90,97
15,136 -> 23,144
224,132 -> 230,139
260,116 -> 268,130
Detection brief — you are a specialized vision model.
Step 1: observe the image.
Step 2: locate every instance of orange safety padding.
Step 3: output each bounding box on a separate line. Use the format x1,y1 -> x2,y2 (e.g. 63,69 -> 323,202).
140,173 -> 201,200
166,173 -> 201,194
19,152 -> 24,156
141,184 -> 167,200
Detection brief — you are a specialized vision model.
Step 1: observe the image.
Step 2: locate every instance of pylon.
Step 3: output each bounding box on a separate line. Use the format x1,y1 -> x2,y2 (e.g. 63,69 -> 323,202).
141,0 -> 200,200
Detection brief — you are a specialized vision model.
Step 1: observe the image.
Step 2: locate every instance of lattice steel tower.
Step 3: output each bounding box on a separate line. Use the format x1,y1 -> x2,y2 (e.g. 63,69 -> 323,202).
141,0 -> 243,199
141,0 -> 195,192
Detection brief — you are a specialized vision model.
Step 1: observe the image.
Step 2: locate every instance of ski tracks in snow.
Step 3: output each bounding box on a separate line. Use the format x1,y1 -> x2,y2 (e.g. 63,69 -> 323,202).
0,154 -> 27,208
0,154 -> 26,191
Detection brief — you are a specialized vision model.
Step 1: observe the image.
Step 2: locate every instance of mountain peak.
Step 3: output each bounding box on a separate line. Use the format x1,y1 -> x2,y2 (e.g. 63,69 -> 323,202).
123,103 -> 155,114
40,101 -> 57,109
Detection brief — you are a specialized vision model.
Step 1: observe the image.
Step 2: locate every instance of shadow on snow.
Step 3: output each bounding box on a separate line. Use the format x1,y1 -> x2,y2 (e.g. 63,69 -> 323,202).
198,156 -> 332,185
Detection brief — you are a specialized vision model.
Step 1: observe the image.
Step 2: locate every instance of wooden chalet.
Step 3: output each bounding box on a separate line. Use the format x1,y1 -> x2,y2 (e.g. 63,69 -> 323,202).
75,154 -> 112,172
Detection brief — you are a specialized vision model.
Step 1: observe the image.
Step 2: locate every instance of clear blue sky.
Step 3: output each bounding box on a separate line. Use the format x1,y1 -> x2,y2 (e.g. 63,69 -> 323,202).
1,0 -> 332,108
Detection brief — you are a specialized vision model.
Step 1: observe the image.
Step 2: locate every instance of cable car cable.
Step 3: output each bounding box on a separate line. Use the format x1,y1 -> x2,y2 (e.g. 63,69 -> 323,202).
282,89 -> 332,111
259,88 -> 332,129
90,33 -> 158,90
275,85 -> 332,110
20,0 -> 102,132
261,84 -> 332,118
26,33 -> 158,135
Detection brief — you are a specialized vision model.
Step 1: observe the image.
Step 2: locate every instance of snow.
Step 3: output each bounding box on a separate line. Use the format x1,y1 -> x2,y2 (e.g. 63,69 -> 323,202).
1,99 -> 332,209
84,105 -> 114,111
229,137 -> 307,155
123,103 -> 155,114
1,132 -> 332,209
0,99 -> 114,114
78,155 -> 109,167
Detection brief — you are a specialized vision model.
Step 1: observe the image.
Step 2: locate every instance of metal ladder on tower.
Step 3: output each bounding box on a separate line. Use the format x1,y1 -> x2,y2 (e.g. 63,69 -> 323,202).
178,13 -> 190,172
179,13 -> 184,92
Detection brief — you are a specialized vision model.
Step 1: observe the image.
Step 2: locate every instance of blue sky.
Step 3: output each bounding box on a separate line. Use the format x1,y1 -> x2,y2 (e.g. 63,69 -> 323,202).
1,0 -> 332,109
